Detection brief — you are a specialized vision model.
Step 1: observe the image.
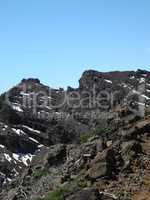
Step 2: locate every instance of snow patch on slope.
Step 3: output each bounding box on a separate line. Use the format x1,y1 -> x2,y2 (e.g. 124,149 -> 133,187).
22,125 -> 41,134
104,79 -> 112,84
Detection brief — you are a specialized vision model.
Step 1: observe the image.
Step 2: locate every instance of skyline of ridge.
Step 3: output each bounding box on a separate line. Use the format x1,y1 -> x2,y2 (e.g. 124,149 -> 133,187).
1,67 -> 149,94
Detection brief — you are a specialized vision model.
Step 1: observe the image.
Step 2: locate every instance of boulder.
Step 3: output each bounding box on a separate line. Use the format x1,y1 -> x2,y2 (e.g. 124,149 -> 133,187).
121,140 -> 142,171
87,147 -> 117,180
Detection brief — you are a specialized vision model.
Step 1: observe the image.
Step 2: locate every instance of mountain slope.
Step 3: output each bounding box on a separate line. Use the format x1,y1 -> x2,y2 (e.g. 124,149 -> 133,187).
0,69 -> 150,200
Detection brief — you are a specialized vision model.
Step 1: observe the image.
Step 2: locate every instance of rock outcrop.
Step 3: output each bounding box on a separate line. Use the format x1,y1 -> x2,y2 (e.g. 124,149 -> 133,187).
0,69 -> 150,199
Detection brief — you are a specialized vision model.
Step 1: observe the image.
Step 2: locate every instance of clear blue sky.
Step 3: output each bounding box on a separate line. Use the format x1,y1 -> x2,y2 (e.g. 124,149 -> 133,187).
0,0 -> 150,93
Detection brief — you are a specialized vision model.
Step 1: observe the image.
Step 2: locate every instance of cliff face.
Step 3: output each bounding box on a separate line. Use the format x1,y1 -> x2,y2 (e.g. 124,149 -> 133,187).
0,69 -> 150,200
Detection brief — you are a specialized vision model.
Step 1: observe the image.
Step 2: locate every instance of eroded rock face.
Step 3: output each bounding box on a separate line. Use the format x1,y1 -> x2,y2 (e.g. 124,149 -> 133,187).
87,148 -> 117,180
47,144 -> 66,166
67,188 -> 100,200
67,188 -> 115,200
121,140 -> 142,171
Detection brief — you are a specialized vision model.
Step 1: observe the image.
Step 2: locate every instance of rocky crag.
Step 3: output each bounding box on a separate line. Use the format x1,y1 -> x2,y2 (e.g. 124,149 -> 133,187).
0,69 -> 150,199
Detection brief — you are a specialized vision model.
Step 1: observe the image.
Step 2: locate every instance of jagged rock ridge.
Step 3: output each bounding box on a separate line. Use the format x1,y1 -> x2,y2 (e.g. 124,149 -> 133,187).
0,69 -> 149,199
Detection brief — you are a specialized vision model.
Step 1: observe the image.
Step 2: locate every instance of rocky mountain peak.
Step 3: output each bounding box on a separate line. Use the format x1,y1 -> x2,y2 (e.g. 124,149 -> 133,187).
0,69 -> 150,200
20,78 -> 41,85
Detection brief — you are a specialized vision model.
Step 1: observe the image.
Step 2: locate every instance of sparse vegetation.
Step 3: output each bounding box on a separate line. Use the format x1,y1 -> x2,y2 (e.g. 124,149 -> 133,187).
80,131 -> 96,143
45,188 -> 65,200
80,127 -> 112,144
33,168 -> 49,179
45,170 -> 86,200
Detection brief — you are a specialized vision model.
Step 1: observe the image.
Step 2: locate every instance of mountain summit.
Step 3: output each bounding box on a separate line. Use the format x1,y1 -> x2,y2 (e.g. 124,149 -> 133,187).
0,69 -> 150,200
